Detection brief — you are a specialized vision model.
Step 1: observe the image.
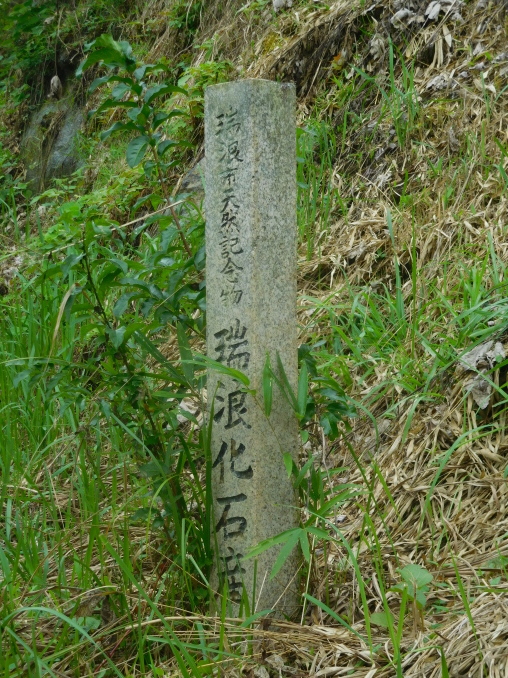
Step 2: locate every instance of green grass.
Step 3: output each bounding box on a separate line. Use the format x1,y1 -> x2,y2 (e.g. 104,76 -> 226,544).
3,0 -> 508,675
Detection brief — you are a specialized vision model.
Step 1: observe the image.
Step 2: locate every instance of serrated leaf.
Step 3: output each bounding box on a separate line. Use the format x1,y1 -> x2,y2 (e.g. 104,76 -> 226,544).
126,136 -> 149,167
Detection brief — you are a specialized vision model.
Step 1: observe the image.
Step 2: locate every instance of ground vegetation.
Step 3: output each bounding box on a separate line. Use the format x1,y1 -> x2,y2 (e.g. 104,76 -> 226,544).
1,0 -> 508,676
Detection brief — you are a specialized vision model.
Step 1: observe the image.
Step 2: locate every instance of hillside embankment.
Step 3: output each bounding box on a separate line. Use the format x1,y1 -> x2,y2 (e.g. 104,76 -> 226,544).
2,0 -> 508,676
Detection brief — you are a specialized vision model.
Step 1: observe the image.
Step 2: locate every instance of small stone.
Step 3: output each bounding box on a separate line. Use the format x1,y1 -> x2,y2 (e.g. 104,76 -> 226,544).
273,0 -> 292,10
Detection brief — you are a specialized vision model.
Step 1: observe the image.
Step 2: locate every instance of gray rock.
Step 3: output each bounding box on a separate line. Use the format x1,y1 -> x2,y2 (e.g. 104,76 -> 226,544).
45,108 -> 84,184
179,157 -> 205,201
273,0 -> 292,10
20,98 -> 84,193
205,79 -> 299,617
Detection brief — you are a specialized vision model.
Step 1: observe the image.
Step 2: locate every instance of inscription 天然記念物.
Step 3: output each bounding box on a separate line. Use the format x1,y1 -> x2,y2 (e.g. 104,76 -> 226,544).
216,108 -> 244,306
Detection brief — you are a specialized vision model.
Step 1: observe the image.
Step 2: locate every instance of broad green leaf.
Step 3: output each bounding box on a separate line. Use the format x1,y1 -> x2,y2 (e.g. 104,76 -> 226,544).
144,83 -> 187,104
89,76 -> 113,94
157,139 -> 178,157
107,326 -> 126,349
133,64 -> 150,81
283,452 -> 294,478
152,109 -> 187,130
399,564 -> 433,590
89,74 -> 142,95
61,253 -> 84,276
111,82 -> 131,99
113,292 -> 137,318
100,121 -> 139,141
94,98 -> 139,116
370,611 -> 394,628
126,135 -> 149,167
153,111 -> 171,129
127,105 -> 150,124
13,370 -> 31,387
416,589 -> 428,609
77,48 -> 125,76
157,139 -> 192,157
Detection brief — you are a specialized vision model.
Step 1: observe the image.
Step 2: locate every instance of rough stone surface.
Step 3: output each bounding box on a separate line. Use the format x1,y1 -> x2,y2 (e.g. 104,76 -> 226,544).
20,100 -> 84,193
45,108 -> 84,184
205,79 -> 299,616
179,157 -> 205,202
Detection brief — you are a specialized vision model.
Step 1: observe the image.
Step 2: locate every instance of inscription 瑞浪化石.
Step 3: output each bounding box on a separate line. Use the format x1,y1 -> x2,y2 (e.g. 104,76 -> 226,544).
213,439 -> 254,482
214,383 -> 251,430
213,319 -> 252,599
216,108 -> 244,305
223,547 -> 246,603
215,493 -> 247,539
213,320 -> 250,369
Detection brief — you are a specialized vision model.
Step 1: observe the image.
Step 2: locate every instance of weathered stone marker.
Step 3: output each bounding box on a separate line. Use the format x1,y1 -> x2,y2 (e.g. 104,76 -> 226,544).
205,79 -> 299,616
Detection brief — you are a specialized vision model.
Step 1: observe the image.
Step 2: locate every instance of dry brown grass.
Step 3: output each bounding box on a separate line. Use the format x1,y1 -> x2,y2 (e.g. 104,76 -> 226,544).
177,0 -> 508,675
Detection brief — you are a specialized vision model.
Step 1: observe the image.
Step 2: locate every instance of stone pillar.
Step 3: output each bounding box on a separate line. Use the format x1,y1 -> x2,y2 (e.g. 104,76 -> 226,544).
205,79 -> 299,616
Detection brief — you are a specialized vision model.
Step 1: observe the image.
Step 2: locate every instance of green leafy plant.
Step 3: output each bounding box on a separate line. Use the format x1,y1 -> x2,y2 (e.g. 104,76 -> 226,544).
77,34 -> 194,255
391,563 -> 433,610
